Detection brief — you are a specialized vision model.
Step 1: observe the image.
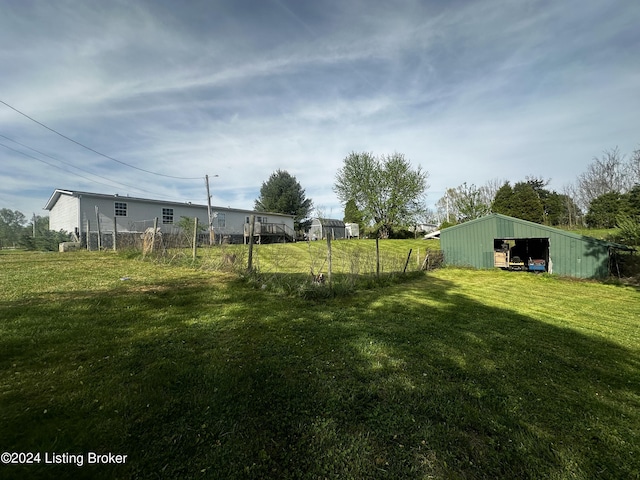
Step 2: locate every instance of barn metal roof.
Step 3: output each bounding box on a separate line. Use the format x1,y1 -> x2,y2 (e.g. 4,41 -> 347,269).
313,218 -> 345,227
441,213 -> 633,250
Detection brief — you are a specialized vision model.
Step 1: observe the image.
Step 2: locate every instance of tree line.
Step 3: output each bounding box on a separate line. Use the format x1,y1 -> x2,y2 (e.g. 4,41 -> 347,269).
0,210 -> 70,250
255,147 -> 639,242
435,146 -> 640,234
3,146 -> 638,249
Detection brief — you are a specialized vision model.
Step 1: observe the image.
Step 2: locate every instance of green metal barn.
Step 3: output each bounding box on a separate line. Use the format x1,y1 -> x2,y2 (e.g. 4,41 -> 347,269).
440,213 -> 632,279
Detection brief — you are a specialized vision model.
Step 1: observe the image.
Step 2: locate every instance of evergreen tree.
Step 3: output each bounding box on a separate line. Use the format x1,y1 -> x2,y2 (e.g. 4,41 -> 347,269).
511,182 -> 544,223
255,170 -> 313,231
343,199 -> 365,232
628,184 -> 640,216
586,192 -> 630,228
491,183 -> 513,216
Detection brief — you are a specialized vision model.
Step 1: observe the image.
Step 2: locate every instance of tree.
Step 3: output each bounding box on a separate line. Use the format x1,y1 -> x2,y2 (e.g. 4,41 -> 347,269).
482,177 -> 508,205
491,182 -> 513,216
560,184 -> 582,227
585,192 -> 630,228
576,147 -> 630,210
343,199 -> 365,232
628,184 -> 640,216
333,152 -> 429,238
491,181 -> 544,223
511,182 -> 544,223
0,208 -> 27,248
436,183 -> 491,224
524,176 -> 571,226
19,215 -> 71,251
628,149 -> 640,186
255,170 -> 313,231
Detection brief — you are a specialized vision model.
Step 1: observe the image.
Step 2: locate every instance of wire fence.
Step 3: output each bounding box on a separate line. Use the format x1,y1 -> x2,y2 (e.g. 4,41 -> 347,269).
80,216 -> 444,285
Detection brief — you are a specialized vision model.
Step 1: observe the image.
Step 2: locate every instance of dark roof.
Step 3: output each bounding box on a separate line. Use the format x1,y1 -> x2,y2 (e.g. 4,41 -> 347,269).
314,218 -> 345,228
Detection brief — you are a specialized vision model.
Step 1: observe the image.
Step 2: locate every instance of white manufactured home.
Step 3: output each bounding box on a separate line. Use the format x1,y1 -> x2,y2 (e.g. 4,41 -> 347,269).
44,189 -> 296,244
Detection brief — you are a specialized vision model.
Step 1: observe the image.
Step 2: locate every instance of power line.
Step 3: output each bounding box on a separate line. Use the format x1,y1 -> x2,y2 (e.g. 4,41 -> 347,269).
0,132 -> 167,196
0,99 -> 202,180
0,141 -> 125,189
0,140 -> 201,202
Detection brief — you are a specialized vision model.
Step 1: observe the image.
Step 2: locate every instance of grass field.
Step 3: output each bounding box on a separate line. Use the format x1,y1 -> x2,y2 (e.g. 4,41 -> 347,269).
1,248 -> 639,479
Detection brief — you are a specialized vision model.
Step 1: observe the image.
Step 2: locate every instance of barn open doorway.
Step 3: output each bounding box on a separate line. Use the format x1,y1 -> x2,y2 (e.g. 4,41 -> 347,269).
494,238 -> 550,272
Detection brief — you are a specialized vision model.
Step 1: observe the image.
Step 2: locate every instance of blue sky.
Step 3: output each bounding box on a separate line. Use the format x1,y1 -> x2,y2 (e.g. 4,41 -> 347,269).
1,0 -> 639,219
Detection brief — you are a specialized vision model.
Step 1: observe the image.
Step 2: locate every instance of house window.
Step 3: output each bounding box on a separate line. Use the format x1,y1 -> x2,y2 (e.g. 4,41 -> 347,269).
217,213 -> 225,228
162,208 -> 174,224
115,202 -> 127,217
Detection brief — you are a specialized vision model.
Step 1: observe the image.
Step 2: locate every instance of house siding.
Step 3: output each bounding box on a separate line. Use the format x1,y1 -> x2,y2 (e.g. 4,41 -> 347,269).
49,193 -> 79,233
46,190 -> 294,241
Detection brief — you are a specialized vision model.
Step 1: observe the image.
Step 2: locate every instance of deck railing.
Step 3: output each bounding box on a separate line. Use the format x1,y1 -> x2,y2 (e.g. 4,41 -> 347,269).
244,222 -> 295,241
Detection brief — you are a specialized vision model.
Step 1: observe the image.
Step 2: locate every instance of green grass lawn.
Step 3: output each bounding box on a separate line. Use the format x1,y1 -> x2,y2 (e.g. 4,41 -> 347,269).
192,238 -> 441,275
558,226 -> 619,241
1,250 -> 639,479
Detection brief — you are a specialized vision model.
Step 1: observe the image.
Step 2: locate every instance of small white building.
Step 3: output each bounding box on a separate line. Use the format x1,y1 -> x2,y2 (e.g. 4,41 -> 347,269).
344,223 -> 360,238
44,189 -> 295,244
308,218 -> 346,240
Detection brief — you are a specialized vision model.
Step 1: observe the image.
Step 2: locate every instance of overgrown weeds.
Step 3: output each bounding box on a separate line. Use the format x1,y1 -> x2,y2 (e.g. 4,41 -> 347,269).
239,270 -> 426,300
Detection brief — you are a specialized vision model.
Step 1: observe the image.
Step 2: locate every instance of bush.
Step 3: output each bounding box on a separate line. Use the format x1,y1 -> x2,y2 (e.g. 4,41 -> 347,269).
609,215 -> 640,246
19,229 -> 72,251
389,228 -> 415,239
439,220 -> 458,230
612,251 -> 640,278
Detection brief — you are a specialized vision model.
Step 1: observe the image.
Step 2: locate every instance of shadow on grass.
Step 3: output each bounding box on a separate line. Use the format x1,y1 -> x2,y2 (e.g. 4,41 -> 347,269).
1,273 -> 639,479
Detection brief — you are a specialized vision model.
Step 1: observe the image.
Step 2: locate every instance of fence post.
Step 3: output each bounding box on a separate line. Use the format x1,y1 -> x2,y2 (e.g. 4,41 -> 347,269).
376,237 -> 380,277
151,217 -> 158,253
86,219 -> 91,251
403,249 -> 413,273
192,217 -> 198,260
326,231 -> 332,287
248,215 -> 255,272
113,217 -> 118,251
95,206 -> 102,251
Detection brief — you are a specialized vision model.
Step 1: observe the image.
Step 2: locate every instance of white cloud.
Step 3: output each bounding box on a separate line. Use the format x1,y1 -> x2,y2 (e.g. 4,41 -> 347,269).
1,0 -> 639,219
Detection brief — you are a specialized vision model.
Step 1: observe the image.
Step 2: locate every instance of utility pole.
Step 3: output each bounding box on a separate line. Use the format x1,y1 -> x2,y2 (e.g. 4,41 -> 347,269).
205,174 -> 219,246
205,175 -> 213,245
446,195 -> 450,223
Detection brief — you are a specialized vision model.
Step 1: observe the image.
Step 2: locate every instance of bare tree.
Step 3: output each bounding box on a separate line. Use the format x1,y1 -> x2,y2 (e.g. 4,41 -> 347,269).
629,148 -> 640,186
576,147 -> 630,210
482,177 -> 508,208
561,183 -> 582,227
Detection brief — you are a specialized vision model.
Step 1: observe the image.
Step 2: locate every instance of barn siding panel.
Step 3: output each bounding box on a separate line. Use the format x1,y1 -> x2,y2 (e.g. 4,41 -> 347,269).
441,214 -> 613,279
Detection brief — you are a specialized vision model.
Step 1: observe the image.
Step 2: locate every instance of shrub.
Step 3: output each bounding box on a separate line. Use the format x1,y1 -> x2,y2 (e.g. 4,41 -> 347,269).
609,215 -> 640,246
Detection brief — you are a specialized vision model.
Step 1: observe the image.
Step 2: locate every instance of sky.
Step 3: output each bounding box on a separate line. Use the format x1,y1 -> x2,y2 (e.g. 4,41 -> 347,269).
1,0 -> 639,221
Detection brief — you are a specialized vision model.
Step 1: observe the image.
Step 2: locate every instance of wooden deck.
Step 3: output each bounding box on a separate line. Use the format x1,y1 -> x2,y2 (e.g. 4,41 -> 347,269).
244,222 -> 295,244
